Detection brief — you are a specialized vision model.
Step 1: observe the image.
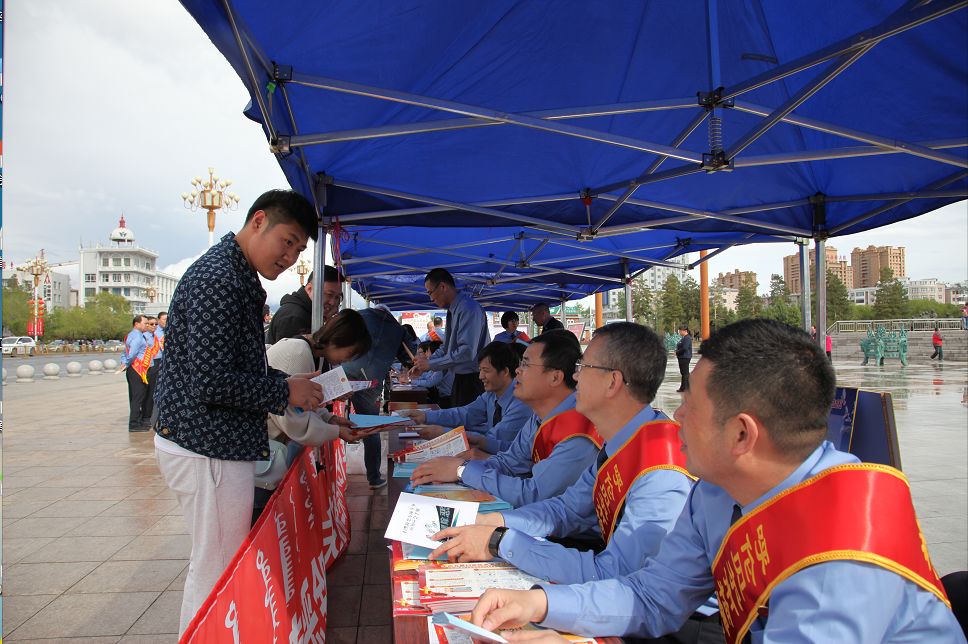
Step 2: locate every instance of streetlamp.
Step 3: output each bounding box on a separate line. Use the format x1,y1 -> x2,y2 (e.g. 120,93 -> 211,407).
181,167 -> 240,247
292,257 -> 311,285
145,283 -> 158,304
22,249 -> 51,343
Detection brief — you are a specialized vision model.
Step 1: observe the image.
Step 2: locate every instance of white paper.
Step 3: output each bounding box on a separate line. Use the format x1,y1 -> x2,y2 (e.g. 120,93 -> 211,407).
311,366 -> 352,403
400,428 -> 469,463
432,613 -> 508,643
385,492 -> 478,549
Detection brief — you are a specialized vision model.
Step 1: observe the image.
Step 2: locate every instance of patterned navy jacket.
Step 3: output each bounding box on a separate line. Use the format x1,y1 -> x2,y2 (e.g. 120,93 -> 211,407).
155,232 -> 289,461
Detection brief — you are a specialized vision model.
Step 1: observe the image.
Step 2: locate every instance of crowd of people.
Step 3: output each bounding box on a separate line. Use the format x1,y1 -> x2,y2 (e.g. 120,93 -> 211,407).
128,189 -> 964,641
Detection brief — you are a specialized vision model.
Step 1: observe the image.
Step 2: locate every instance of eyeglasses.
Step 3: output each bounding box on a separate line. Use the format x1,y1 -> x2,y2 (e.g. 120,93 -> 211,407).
425,282 -> 442,298
575,360 -> 628,384
518,357 -> 550,370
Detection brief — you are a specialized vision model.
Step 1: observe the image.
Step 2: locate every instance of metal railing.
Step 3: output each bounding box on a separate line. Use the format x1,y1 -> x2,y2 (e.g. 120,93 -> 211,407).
828,318 -> 964,334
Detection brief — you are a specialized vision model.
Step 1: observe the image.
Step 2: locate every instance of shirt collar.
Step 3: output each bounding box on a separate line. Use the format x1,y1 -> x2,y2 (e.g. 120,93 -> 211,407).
739,441 -> 831,514
605,404 -> 661,457
496,379 -> 519,408
537,390 -> 577,424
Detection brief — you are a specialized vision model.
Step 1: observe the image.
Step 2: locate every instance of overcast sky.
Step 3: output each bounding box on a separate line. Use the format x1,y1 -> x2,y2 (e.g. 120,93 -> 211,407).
4,1 -> 966,308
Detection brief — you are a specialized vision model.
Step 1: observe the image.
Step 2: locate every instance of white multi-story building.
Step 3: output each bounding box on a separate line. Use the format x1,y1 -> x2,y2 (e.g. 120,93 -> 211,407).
848,286 -> 879,306
78,216 -> 179,315
601,254 -> 692,318
902,277 -> 946,303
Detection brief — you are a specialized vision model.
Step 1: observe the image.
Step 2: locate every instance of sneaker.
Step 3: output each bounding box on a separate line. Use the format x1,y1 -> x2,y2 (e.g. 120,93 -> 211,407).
369,478 -> 388,490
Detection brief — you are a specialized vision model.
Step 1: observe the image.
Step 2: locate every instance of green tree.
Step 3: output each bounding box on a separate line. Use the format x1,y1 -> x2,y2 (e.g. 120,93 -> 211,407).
657,275 -> 684,333
614,279 -> 655,325
678,276 -> 701,331
825,272 -> 851,323
904,299 -> 961,318
2,285 -> 32,335
735,278 -> 762,320
873,268 -> 908,319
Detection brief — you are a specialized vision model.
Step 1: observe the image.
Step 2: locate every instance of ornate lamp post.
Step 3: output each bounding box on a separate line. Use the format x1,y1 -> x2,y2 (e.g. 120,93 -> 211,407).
292,257 -> 311,285
181,167 -> 240,247
145,283 -> 158,304
22,249 -> 51,342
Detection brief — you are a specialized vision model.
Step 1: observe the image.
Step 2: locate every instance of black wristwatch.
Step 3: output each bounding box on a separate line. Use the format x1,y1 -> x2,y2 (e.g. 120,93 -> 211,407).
487,526 -> 509,558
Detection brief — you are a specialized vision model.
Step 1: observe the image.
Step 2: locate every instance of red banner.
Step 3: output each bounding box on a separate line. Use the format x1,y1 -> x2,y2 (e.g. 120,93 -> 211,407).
27,318 -> 44,337
181,440 -> 350,643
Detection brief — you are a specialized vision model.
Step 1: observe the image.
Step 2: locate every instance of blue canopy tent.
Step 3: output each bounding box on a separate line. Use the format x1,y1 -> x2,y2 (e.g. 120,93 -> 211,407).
179,0 -> 968,336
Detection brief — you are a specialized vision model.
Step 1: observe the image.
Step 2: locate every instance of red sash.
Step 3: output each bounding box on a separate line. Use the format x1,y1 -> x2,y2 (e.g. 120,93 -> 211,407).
428,329 -> 441,342
132,336 -> 156,384
530,409 -> 602,463
593,421 -> 690,543
712,464 -> 949,644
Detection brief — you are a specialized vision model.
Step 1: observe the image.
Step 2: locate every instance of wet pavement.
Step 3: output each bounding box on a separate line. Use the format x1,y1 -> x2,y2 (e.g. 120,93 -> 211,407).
1,358 -> 965,641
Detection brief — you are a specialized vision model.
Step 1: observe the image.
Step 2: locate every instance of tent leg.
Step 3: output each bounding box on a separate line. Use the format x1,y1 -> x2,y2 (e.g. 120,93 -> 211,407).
815,239 -> 827,349
700,250 -> 709,339
623,259 -> 633,322
799,241 -> 812,332
560,297 -> 567,325
595,292 -> 603,330
311,177 -> 330,331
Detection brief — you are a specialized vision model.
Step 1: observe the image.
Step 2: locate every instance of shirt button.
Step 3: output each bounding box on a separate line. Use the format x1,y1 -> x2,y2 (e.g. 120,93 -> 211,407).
506,550 -> 513,557
161,428 -> 170,435
262,450 -> 269,457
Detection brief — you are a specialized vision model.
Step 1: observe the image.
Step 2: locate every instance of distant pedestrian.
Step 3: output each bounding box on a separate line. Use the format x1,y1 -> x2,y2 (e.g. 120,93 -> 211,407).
675,325 -> 692,392
930,326 -> 944,361
142,316 -> 160,426
961,303 -> 968,330
120,315 -> 150,432
825,333 -> 833,361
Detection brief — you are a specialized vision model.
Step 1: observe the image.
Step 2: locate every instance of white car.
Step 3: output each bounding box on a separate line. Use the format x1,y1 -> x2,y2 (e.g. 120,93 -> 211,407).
2,336 -> 38,356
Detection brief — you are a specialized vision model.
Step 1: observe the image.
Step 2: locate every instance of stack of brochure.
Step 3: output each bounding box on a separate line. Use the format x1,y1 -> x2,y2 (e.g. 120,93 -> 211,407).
393,427 -> 470,463
416,562 -> 544,614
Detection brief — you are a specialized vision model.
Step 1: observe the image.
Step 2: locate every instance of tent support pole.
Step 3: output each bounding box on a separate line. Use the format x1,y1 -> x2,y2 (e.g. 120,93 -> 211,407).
220,0 -> 276,142
813,194 -> 828,348
312,174 -> 332,330
700,251 -> 710,340
623,260 -> 633,322
798,240 -> 812,332
560,297 -> 568,325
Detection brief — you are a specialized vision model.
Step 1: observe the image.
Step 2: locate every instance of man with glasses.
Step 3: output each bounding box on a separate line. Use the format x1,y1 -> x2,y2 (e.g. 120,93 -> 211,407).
411,268 -> 489,407
412,330 -> 602,507
427,324 -> 717,643
265,265 -> 343,344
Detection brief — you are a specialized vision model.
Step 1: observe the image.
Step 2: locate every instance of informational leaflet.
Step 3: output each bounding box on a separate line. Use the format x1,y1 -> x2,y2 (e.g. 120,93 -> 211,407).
427,614 -> 601,644
384,492 -> 479,549
311,366 -> 352,403
394,427 -> 470,463
417,562 -> 543,613
348,414 -> 415,431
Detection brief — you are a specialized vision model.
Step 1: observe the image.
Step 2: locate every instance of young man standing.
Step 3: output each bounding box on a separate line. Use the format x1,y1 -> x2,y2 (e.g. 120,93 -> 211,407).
675,325 -> 693,392
264,265 -> 344,344
412,268 -> 489,407
153,189 -> 326,635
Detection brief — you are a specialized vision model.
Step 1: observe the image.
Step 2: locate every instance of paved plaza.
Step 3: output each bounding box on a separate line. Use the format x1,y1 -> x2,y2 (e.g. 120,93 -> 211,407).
1,356 -> 966,641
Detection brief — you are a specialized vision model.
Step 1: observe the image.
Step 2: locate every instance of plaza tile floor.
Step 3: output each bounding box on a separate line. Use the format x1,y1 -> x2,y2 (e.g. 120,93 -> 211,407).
1,356 -> 965,641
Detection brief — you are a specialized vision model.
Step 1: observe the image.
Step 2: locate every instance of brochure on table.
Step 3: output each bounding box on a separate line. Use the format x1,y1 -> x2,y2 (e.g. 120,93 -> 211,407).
394,427 -> 470,463
385,492 -> 479,549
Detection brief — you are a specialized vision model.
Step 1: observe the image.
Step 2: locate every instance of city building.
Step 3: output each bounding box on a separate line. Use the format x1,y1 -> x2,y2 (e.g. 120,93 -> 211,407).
3,266 -> 73,310
716,269 -> 758,292
851,245 -> 906,288
782,245 -> 852,295
848,286 -> 879,306
78,216 -> 179,314
638,254 -> 691,291
902,277 -> 946,303
945,282 -> 968,306
710,285 -> 739,312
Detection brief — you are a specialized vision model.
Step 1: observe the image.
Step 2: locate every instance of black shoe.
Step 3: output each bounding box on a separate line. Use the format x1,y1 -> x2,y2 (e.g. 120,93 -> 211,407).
675,388 -> 685,393
369,478 -> 388,490
129,426 -> 149,433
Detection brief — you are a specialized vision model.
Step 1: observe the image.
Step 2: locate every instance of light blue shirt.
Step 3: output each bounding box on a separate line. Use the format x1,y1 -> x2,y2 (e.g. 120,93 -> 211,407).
410,369 -> 454,397
539,442 -> 965,642
122,328 -> 148,367
493,330 -> 529,344
154,326 -> 165,361
428,292 -> 488,376
460,392 -> 600,507
426,379 -> 531,454
499,405 -> 696,587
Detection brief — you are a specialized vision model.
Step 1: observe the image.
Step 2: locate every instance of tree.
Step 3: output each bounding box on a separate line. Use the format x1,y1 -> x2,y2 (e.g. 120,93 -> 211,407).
873,267 -> 908,319
768,274 -> 789,303
825,272 -> 851,323
657,275 -> 684,333
678,276 -> 701,332
614,279 -> 654,325
735,278 -> 762,320
2,285 -> 32,335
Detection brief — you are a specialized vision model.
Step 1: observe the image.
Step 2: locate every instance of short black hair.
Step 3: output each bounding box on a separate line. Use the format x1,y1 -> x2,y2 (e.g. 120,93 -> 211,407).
500,311 -> 520,329
424,268 -> 455,288
132,315 -> 145,325
433,316 -> 443,326
478,341 -> 519,375
419,340 -> 442,354
322,266 -> 344,283
312,309 -> 371,357
678,325 -> 689,332
246,189 -> 317,241
699,319 -> 835,459
531,302 -> 550,313
593,322 -> 666,404
158,311 -> 168,318
401,324 -> 419,342
530,329 -> 581,389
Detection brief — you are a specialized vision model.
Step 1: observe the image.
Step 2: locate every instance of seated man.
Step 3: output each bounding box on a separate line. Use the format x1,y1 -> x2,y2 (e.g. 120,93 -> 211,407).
402,342 -> 529,455
412,330 -> 602,507
403,340 -> 454,408
472,320 -> 963,643
429,323 -> 700,593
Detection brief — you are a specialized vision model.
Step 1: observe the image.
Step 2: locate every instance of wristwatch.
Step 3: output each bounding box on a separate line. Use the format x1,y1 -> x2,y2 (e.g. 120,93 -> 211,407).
455,459 -> 471,482
487,527 -> 509,558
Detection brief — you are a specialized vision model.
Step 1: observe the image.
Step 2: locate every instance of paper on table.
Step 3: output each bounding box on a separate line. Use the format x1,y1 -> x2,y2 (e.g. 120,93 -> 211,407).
432,613 -> 508,643
384,492 -> 478,549
311,366 -> 352,403
348,414 -> 414,429
394,427 -> 470,463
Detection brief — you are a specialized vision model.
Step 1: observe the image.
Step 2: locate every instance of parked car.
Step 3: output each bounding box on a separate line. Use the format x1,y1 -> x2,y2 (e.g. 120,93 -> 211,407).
47,339 -> 68,352
2,336 -> 37,356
